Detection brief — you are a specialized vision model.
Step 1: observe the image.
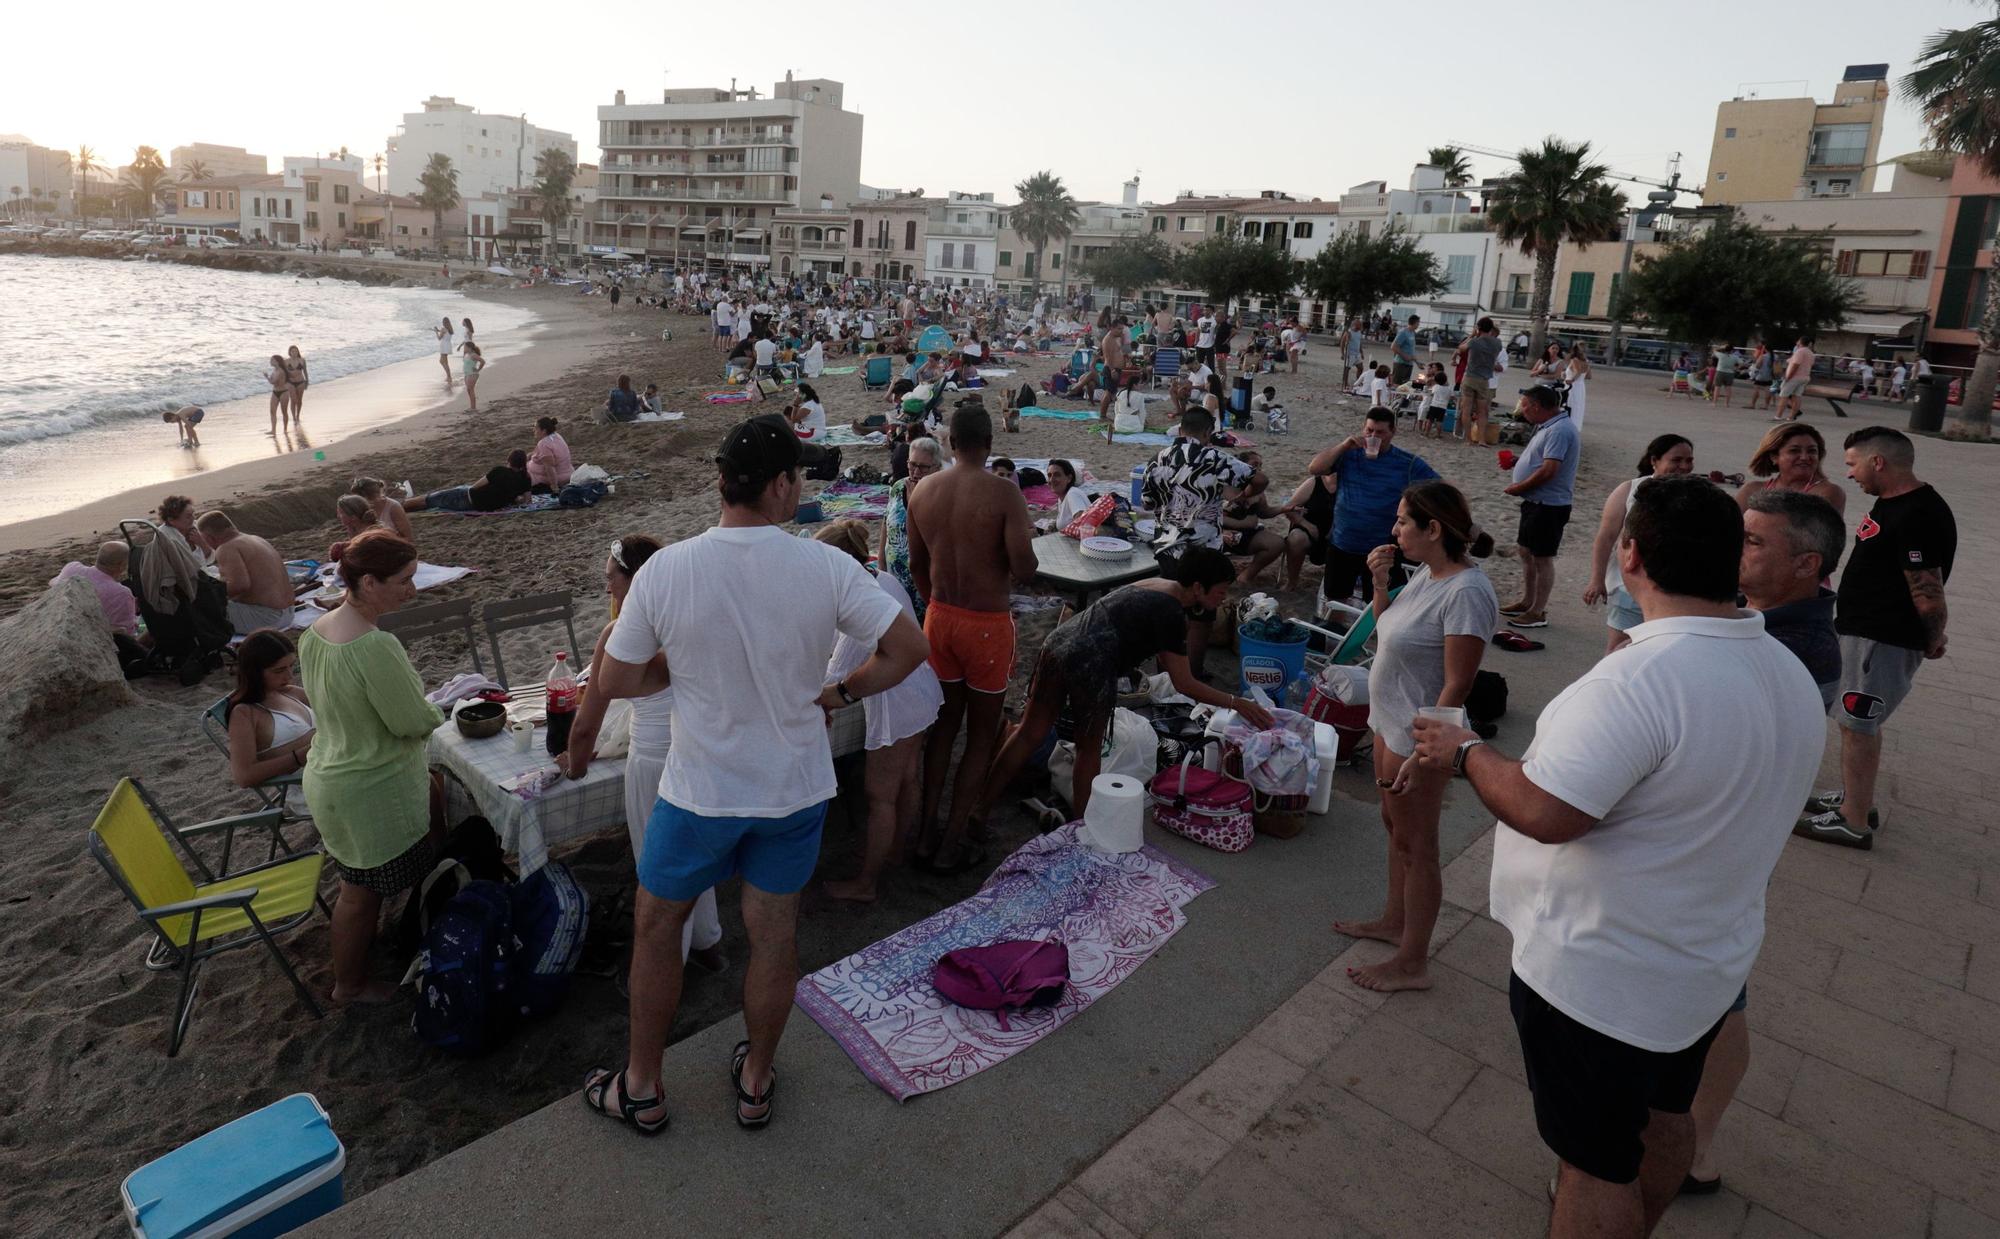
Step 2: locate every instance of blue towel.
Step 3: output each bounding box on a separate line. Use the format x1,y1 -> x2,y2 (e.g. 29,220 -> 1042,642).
1018,406 -> 1099,421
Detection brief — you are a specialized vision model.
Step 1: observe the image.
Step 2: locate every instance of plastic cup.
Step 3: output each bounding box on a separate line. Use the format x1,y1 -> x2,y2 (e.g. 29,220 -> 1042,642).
1363,435 -> 1381,459
1418,706 -> 1467,729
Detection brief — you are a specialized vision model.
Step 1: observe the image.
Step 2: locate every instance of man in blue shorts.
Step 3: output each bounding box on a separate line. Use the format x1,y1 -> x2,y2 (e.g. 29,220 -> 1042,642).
583,414 -> 929,1133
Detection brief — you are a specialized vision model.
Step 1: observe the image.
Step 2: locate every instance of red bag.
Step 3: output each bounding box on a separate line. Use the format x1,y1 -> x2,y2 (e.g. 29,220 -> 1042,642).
1303,676 -> 1371,766
1062,494 -> 1117,539
1147,754 -> 1254,853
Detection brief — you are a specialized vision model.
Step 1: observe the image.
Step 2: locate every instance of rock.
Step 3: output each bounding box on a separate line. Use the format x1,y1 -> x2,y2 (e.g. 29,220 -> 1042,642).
0,577 -> 135,748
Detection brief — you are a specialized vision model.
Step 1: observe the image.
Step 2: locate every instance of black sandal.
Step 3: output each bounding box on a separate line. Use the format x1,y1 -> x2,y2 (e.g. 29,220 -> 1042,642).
582,1066 -> 670,1136
730,1040 -> 775,1130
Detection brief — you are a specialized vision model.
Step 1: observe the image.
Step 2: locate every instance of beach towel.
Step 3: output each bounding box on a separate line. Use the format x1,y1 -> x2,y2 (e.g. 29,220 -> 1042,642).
1019,407 -> 1098,422
1107,431 -> 1175,447
706,391 -> 755,404
795,823 -> 1213,1101
420,494 -> 564,517
631,410 -> 686,423
821,365 -> 859,376
977,368 -> 1016,379
1007,459 -> 1098,509
815,479 -> 894,521
821,426 -> 890,447
281,562 -> 477,630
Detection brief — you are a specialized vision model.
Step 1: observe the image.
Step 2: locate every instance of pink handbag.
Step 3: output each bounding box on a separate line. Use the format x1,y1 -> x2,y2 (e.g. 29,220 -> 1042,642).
1148,753 -> 1254,853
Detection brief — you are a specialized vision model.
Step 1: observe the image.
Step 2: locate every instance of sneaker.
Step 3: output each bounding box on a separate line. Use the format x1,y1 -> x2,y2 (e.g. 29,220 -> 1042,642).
1804,788 -> 1844,814
1498,598 -> 1531,615
1508,613 -> 1550,629
1792,808 -> 1874,850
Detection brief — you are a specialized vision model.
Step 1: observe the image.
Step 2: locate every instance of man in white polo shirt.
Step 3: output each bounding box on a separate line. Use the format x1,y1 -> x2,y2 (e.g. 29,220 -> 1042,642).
581,414 -> 929,1135
1409,476 -> 1823,1238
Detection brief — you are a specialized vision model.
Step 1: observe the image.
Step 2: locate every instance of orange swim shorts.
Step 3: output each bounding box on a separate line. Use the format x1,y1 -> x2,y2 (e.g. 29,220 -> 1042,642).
923,600 -> 1016,694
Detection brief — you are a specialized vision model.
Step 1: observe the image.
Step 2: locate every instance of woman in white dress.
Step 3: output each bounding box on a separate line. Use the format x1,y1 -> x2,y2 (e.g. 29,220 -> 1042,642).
815,520 -> 944,903
1564,342 -> 1593,429
562,534 -> 723,970
435,317 -> 455,385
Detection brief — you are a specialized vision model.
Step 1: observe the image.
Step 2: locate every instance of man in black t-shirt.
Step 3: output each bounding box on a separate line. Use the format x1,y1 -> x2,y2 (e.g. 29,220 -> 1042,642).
1796,427 -> 1954,850
403,450 -> 534,514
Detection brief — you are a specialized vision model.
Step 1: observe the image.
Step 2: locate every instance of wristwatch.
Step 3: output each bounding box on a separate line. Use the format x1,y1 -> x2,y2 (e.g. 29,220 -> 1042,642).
834,681 -> 859,706
1452,737 -> 1485,775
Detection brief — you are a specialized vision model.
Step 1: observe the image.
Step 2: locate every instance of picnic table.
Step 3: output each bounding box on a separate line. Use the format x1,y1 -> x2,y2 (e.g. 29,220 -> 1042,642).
1031,532 -> 1159,611
429,683 -> 867,874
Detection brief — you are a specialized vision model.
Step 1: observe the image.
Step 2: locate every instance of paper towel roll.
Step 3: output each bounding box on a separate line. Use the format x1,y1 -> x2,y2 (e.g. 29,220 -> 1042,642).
1082,774 -> 1145,853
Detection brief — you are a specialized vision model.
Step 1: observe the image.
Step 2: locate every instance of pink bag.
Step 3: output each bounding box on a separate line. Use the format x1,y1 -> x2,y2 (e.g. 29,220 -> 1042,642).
1062,494 -> 1117,538
1148,754 -> 1254,853
933,940 -> 1070,1025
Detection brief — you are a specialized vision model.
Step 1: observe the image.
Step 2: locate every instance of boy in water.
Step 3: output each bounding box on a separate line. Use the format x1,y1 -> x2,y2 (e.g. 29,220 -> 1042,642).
163,405 -> 204,448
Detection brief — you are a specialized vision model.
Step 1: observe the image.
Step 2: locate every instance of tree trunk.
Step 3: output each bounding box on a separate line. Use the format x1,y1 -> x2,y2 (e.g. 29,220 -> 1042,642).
1528,246 -> 1558,361
1951,285 -> 2000,439
434,210 -> 444,259
1032,242 -> 1045,297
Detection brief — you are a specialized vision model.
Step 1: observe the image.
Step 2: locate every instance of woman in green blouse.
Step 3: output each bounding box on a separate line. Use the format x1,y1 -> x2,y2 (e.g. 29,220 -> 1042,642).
299,529 -> 445,1004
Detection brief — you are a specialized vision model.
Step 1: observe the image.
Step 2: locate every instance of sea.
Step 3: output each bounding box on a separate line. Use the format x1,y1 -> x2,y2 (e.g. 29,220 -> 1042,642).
0,254 -> 537,529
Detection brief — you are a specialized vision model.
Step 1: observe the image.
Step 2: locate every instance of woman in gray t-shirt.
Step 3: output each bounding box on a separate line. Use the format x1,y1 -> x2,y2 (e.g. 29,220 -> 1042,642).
1336,481 -> 1498,995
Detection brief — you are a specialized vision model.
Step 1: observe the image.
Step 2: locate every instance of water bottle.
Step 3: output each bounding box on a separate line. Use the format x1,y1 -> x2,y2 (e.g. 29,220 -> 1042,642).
1129,465 -> 1146,510
543,652 -> 578,757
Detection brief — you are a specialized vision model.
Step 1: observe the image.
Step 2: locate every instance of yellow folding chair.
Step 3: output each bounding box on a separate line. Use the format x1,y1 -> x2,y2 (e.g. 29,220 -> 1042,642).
89,779 -> 326,1056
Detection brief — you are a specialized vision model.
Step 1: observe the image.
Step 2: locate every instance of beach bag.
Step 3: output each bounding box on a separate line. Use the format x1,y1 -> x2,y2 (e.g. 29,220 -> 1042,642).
1148,754 -> 1254,853
1049,707 -> 1158,806
508,862 -> 589,1021
805,446 -> 843,481
557,480 -> 609,508
412,880 -> 517,1056
1222,708 -> 1319,812
933,940 -> 1070,1022
1062,494 -> 1117,538
1302,667 -> 1372,764
1467,670 -> 1507,737
1112,390 -> 1146,433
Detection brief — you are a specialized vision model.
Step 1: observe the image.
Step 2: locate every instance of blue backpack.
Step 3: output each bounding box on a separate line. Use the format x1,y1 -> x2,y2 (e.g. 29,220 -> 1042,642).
412,879 -> 517,1056
508,863 -> 589,1020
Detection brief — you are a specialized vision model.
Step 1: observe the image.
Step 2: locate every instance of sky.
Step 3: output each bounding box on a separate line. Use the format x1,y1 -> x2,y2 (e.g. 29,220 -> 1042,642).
0,0 -> 1970,203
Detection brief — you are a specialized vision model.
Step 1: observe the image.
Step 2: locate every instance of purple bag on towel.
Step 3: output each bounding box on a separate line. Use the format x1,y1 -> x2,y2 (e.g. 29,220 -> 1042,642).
933,940 -> 1070,1024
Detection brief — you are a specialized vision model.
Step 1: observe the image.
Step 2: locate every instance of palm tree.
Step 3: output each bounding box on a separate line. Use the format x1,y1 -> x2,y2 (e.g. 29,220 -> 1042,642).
123,146 -> 169,223
73,145 -> 99,220
1903,11 -> 2000,437
416,153 -> 461,259
1011,170 -> 1080,295
178,158 -> 213,183
6,185 -> 21,219
1486,138 -> 1626,358
1425,146 -> 1474,188
533,148 -> 577,262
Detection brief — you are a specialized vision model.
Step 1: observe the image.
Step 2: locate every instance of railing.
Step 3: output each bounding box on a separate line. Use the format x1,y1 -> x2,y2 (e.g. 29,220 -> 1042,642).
793,237 -> 847,252
602,134 -> 796,150
925,221 -> 994,237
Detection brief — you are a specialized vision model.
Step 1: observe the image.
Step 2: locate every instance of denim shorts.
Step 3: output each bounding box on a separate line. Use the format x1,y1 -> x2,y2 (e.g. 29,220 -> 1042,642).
1605,588 -> 1643,632
425,485 -> 476,512
637,798 -> 829,901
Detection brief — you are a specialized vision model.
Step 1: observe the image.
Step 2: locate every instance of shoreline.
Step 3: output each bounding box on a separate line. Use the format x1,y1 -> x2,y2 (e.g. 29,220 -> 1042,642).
0,286 -> 594,557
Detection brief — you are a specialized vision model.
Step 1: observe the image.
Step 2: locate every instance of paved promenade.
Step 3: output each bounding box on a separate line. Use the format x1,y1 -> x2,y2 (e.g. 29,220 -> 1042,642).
309,370 -> 1997,1237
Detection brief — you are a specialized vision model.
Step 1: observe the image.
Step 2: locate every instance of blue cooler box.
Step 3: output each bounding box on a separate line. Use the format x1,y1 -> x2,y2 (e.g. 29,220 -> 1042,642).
122,1093 -> 344,1238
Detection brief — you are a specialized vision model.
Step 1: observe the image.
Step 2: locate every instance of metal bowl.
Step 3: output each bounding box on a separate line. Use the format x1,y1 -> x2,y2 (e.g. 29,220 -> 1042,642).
455,700 -> 507,740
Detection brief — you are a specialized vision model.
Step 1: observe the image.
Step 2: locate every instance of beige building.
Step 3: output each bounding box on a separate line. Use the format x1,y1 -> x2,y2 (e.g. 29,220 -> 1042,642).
157,173 -> 261,237
591,73 -> 863,271
843,196 -> 928,285
1706,65 -> 1890,205
238,165 -> 366,248
169,143 -> 268,180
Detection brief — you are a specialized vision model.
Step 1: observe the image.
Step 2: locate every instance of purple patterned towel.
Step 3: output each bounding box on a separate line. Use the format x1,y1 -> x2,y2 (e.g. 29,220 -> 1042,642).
795,823 -> 1213,1101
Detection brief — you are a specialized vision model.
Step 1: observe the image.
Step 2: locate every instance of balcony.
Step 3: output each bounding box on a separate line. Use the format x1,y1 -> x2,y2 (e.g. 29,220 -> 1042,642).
926,220 -> 995,238
601,133 -> 796,150
793,237 -> 847,253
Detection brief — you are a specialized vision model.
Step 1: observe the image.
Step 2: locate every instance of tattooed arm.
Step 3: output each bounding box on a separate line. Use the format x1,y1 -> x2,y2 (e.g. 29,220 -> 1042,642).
1905,567 -> 1948,659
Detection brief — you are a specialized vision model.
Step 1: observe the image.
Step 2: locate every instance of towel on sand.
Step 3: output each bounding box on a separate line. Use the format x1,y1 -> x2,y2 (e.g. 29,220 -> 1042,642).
1018,406 -> 1098,422
821,426 -> 890,447
816,480 -> 894,521
631,410 -> 686,423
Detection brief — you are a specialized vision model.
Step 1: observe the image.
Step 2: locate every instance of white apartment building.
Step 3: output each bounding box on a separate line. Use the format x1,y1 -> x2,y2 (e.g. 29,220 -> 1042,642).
591,73 -> 863,271
925,191 -> 1000,287
170,142 -> 267,180
0,136 -> 71,214
386,96 -> 576,200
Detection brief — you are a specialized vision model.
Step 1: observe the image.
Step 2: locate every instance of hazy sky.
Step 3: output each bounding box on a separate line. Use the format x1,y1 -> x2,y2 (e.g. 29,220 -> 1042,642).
2,0 -> 1966,202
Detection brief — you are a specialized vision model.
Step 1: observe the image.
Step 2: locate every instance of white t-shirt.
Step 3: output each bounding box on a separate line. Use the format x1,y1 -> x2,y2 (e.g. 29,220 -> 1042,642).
826,572 -> 943,750
1055,485 -> 1101,528
754,337 -> 778,367
1368,376 -> 1391,407
1186,363 -> 1213,392
1196,317 -> 1217,349
1489,613 -> 1825,1051
606,525 -> 901,817
713,301 -> 735,329
1367,565 -> 1499,755
795,400 -> 826,440
1425,378 -> 1453,410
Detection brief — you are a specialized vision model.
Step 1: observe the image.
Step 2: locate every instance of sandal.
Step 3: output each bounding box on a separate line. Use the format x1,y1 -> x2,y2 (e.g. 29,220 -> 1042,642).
1491,631 -> 1545,653
730,1040 -> 776,1130
582,1066 -> 670,1137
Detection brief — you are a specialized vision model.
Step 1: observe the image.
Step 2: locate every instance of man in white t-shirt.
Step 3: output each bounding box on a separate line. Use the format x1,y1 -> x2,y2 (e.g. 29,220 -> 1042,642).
584,414 -> 929,1133
712,298 -> 736,352
1195,314 -> 1218,365
752,332 -> 779,375
1407,476 -> 1823,1237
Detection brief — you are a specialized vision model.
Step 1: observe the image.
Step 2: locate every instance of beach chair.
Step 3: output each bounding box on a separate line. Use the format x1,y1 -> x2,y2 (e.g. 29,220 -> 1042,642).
199,696 -> 312,843
1150,347 -> 1183,388
862,355 -> 894,390
1309,594 -> 1396,668
1068,348 -> 1095,380
482,591 -> 582,688
379,598 -> 483,676
89,778 -> 325,1056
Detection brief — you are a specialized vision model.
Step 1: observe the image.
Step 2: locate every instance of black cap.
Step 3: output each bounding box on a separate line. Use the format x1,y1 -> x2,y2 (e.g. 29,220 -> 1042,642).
715,413 -> 827,483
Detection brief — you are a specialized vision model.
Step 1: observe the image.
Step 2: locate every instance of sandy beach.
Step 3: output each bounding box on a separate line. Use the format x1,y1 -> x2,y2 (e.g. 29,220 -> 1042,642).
0,298 -> 1624,1235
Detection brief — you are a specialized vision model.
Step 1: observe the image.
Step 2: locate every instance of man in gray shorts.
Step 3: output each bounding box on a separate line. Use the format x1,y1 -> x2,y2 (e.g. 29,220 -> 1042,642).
1454,317 -> 1503,443
1774,336 -> 1815,422
1795,427 -> 1954,849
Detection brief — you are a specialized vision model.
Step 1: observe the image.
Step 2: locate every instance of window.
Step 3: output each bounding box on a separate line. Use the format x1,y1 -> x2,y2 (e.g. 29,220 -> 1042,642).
305,181 -> 319,202
1565,271 -> 1595,316
253,198 -> 261,217
306,211 -> 319,230
1151,216 -> 1166,232
942,241 -> 955,267
1070,245 -> 1079,260
998,250 -> 1012,266
1807,123 -> 1870,168
1724,127 -> 1736,139
1445,254 -> 1474,295
1051,254 -> 1061,269
853,217 -> 863,241
1837,250 -> 1931,278
337,211 -> 346,228
1506,273 -> 1531,310
904,220 -> 917,250
1214,216 -> 1227,232
283,200 -> 292,219
961,244 -> 977,270
1294,223 -> 1313,239
334,185 -> 349,204
1243,222 -> 1262,238
1716,172 -> 1728,182
1178,216 -> 1194,231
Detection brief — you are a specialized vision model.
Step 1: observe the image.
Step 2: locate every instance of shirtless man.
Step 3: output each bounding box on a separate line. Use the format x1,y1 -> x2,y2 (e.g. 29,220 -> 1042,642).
1098,316 -> 1131,423
163,405 -> 204,448
906,400 -> 1039,872
196,511 -> 296,634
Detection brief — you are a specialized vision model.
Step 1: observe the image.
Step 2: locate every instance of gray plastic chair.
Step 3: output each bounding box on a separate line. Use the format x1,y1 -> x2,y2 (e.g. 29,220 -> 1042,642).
379,597 -> 483,675
482,592 -> 582,688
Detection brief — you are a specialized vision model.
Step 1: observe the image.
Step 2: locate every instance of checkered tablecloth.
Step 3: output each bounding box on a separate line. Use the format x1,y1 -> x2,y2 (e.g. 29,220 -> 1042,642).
429,698 -> 868,874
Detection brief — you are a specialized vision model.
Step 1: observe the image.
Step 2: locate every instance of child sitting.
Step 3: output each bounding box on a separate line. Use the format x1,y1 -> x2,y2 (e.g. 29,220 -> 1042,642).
1367,364 -> 1393,409
1253,386 -> 1288,435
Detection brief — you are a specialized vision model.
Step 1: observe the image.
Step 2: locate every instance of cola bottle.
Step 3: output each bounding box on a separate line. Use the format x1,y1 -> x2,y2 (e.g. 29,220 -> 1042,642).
543,652 -> 578,757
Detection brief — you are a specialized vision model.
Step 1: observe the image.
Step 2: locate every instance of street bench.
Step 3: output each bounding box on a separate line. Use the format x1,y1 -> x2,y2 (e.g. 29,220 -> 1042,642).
1800,380 -> 1853,418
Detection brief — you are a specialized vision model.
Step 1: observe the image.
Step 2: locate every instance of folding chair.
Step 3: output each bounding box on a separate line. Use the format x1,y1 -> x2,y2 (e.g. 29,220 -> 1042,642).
862,355 -> 894,390
379,597 -> 483,675
89,778 -> 326,1056
199,696 -> 312,848
1150,347 -> 1183,389
482,591 -> 582,688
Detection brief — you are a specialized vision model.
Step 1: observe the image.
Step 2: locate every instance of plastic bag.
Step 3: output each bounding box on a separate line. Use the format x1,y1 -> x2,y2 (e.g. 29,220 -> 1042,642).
1050,707 -> 1158,805
1222,707 -> 1320,804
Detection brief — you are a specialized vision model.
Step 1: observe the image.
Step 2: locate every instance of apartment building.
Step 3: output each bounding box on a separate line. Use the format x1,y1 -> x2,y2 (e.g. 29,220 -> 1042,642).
923,192 -> 1001,287
592,73 -> 863,271
156,173 -> 261,238
844,195 -> 929,285
351,191 -> 428,249
1706,65 -> 1890,205
386,97 -> 576,199
169,143 -> 267,180
0,136 -> 71,213
1927,156 -> 2000,373
238,163 -> 366,248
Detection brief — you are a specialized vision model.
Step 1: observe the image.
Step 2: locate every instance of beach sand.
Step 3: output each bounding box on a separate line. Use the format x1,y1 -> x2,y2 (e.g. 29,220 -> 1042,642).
0,302 -> 1612,1235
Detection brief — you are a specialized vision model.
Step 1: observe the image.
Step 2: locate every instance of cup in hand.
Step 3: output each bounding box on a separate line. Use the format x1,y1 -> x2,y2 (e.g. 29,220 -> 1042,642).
1363,433 -> 1382,459
1417,706 -> 1467,729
